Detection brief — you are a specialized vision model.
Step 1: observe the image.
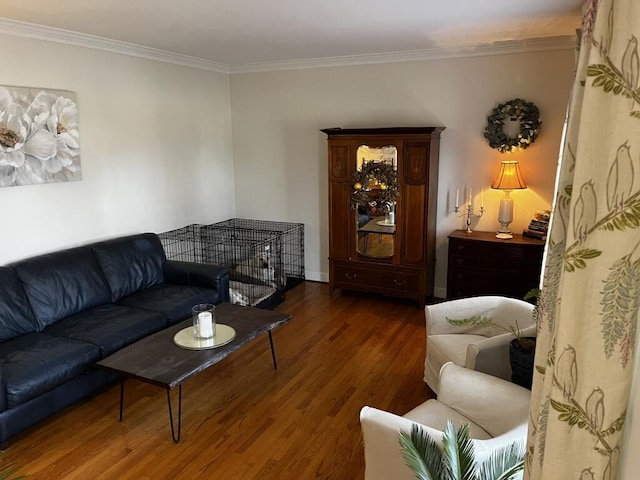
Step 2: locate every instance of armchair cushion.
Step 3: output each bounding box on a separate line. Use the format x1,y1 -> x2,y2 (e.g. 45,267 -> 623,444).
403,399 -> 492,440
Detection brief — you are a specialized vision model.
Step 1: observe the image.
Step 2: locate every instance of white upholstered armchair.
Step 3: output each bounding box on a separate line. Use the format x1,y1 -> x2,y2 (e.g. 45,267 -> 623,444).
360,362 -> 531,480
424,296 -> 535,393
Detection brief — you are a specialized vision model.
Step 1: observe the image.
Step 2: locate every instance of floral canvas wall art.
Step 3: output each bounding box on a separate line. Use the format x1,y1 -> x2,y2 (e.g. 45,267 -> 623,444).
0,85 -> 80,187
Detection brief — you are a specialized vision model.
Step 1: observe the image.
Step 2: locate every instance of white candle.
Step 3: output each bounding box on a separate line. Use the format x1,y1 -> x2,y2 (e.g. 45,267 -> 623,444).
468,187 -> 472,206
455,189 -> 459,209
198,311 -> 214,338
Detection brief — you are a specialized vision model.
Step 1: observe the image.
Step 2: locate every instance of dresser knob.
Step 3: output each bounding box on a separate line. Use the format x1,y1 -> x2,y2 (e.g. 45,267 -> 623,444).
345,273 -> 357,279
393,279 -> 407,286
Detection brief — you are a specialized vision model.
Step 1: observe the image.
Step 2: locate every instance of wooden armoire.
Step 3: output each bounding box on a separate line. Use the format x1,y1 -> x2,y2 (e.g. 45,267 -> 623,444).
322,127 -> 444,307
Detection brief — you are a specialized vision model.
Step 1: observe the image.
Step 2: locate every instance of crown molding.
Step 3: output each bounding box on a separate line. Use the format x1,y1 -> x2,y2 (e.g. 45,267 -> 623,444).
229,36 -> 577,73
0,17 -> 230,74
0,17 -> 575,75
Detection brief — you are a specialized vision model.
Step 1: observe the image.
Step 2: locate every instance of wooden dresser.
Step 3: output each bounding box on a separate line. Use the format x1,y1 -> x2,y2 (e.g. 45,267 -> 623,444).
446,230 -> 545,300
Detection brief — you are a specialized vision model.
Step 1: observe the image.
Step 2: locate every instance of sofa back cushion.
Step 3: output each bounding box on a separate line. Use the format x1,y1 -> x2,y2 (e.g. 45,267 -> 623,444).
92,233 -> 166,302
11,247 -> 112,329
0,267 -> 39,341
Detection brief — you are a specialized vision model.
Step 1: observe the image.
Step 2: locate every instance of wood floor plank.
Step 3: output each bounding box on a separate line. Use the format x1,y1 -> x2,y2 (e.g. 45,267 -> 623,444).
3,282 -> 434,479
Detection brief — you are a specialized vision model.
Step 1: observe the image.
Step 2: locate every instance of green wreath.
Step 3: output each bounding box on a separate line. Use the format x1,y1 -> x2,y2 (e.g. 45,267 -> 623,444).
483,98 -> 541,153
352,161 -> 399,212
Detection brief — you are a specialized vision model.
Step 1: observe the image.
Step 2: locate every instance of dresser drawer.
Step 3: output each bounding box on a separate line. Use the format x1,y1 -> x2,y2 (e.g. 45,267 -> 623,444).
449,238 -> 543,265
333,262 -> 420,294
449,254 -> 542,274
447,267 -> 540,299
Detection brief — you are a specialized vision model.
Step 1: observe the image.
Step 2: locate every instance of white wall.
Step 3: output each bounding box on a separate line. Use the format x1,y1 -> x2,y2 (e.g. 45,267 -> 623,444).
230,50 -> 575,294
0,33 -> 236,263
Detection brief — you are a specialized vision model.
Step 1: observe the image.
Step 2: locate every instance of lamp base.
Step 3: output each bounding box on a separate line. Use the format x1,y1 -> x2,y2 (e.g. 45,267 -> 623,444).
496,232 -> 513,239
496,195 -> 514,237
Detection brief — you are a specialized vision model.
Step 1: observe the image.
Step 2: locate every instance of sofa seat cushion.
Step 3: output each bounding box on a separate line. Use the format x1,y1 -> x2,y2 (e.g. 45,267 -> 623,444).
403,399 -> 493,440
44,304 -> 168,357
117,283 -> 221,324
0,333 -> 102,408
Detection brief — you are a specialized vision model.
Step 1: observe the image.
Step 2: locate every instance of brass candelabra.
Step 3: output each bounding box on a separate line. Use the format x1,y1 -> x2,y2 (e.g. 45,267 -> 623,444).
454,203 -> 485,234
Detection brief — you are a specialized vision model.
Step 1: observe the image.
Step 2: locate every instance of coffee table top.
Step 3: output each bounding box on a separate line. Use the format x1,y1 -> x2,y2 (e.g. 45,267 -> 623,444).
97,303 -> 291,389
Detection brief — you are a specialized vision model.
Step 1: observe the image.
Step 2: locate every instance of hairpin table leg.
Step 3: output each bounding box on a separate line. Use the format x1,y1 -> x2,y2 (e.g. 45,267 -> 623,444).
268,330 -> 278,370
167,386 -> 182,443
119,379 -> 125,422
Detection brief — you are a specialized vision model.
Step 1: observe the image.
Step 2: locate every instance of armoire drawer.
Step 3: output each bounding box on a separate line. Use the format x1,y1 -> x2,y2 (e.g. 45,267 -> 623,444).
333,262 -> 420,294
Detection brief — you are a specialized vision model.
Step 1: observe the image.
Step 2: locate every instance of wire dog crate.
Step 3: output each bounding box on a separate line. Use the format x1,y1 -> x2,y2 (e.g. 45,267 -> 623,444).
158,219 -> 304,309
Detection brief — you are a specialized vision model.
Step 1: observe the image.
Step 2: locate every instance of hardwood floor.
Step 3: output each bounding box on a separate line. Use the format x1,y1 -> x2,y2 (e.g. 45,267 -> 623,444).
4,282 -> 434,479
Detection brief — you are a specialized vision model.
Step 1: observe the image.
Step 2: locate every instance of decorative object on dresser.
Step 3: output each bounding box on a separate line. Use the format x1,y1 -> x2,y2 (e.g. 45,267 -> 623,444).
322,127 -> 444,307
446,230 -> 544,300
491,160 -> 528,239
453,186 -> 485,233
523,209 -> 551,240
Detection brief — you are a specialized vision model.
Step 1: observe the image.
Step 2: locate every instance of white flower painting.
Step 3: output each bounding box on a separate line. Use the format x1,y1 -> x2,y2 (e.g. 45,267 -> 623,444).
0,86 -> 80,187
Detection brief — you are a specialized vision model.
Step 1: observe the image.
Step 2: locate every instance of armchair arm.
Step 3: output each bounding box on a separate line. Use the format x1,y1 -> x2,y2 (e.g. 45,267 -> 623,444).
437,363 -> 531,437
465,332 -> 515,381
163,261 -> 230,302
360,406 -> 444,480
467,323 -> 537,377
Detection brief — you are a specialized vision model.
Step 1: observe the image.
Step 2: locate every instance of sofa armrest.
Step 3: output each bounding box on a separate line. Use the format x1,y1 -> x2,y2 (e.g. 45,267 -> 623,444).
360,406 -> 444,480
437,363 -> 531,437
163,261 -> 230,302
0,373 -> 5,413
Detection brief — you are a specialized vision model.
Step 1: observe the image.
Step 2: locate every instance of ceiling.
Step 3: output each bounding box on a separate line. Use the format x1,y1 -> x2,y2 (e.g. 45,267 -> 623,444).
0,0 -> 583,70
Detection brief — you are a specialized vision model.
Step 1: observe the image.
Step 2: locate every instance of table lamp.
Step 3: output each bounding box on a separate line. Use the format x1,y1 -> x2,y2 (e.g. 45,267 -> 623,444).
491,160 -> 527,239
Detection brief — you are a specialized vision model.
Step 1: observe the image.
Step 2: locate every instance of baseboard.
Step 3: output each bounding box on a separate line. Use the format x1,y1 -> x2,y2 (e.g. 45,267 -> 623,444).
305,271 -> 328,283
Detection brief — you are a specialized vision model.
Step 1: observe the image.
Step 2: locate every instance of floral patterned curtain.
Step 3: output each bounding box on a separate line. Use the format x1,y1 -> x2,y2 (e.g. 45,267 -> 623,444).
526,1 -> 640,479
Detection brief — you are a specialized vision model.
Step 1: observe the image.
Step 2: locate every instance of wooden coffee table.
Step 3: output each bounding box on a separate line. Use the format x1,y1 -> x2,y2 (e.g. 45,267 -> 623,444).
97,303 -> 291,443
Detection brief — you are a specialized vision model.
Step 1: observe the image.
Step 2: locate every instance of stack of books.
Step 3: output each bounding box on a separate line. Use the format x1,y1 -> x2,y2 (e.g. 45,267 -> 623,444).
523,210 -> 550,240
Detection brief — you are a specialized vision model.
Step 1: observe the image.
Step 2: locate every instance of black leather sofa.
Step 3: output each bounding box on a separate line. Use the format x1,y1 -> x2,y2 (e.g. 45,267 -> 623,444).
0,233 -> 229,446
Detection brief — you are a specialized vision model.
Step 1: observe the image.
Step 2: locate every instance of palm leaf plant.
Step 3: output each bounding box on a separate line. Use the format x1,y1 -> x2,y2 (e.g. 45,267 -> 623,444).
399,420 -> 524,480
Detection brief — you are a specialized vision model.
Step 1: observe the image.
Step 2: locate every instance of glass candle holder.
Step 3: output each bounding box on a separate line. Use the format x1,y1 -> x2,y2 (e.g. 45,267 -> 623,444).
192,303 -> 216,340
